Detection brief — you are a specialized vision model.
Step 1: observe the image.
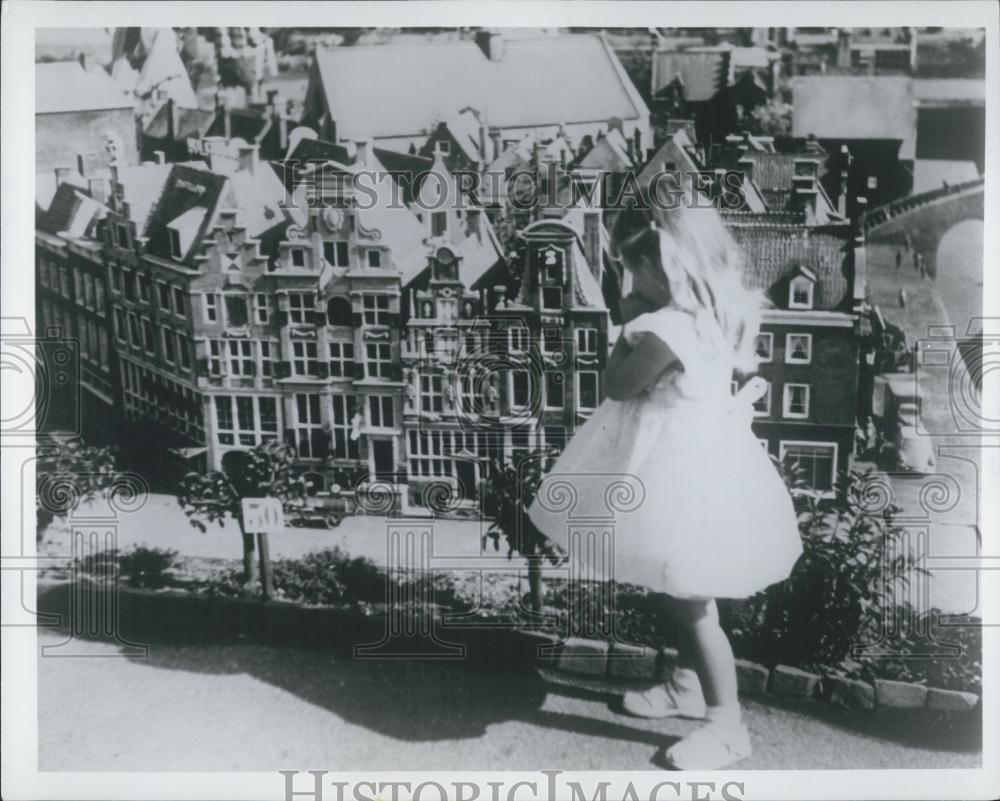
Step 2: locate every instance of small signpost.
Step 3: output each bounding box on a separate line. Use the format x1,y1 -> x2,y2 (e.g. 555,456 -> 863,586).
241,498 -> 284,600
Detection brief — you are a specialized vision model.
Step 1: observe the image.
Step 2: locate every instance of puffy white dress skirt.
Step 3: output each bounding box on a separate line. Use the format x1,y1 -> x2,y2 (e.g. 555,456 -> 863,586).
527,309 -> 802,599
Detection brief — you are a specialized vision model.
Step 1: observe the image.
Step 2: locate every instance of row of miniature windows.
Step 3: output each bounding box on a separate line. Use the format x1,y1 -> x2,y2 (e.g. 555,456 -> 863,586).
754,332 -> 813,364
736,380 -> 812,420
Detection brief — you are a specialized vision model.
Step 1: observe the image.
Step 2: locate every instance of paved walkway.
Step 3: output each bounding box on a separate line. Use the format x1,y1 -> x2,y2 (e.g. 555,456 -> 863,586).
865,241 -> 986,619
37,631 -> 980,772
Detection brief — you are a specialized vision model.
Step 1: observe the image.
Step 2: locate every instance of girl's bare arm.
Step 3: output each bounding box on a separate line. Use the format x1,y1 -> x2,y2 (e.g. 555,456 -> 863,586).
605,333 -> 679,401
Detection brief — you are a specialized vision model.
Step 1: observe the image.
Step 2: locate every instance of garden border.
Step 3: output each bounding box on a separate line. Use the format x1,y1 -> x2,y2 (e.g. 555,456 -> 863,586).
35,579 -> 981,718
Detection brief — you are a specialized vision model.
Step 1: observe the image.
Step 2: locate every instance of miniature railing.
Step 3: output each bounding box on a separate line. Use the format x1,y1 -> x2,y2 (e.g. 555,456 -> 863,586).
864,177 -> 984,231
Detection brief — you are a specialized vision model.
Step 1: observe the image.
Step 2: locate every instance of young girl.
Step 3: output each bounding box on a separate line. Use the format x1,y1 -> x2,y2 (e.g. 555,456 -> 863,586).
527,186 -> 802,770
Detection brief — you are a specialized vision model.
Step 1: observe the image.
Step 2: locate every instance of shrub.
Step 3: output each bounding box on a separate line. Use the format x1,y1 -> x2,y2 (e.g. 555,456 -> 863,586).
720,465 -> 929,668
119,546 -> 179,589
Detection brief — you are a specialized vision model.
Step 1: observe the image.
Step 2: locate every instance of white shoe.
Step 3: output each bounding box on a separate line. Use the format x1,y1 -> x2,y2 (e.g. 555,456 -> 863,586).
664,723 -> 752,770
622,668 -> 706,719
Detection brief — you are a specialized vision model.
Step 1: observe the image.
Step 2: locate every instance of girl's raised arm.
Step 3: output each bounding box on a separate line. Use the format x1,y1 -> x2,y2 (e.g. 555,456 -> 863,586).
605,332 -> 679,401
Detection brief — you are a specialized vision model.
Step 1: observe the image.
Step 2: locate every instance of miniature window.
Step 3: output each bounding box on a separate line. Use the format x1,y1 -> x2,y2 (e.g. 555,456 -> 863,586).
542,286 -> 562,311
323,241 -> 349,267
788,275 -> 814,309
327,296 -> 353,326
169,229 -> 183,259
510,369 -> 531,409
783,383 -> 810,419
576,328 -> 598,355
508,327 -> 529,353
225,295 -> 249,327
786,334 -> 812,364
577,371 -> 599,411
780,442 -> 836,493
754,333 -> 773,362
368,395 -> 395,429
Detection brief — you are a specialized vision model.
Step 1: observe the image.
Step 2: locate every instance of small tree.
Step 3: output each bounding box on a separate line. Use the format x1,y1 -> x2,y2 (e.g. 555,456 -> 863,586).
747,96 -> 794,138
36,437 -> 121,539
176,441 -> 308,594
482,449 -> 566,614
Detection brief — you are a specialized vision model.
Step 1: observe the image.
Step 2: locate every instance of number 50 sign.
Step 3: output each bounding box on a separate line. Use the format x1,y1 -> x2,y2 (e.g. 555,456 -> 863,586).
241,497 -> 284,534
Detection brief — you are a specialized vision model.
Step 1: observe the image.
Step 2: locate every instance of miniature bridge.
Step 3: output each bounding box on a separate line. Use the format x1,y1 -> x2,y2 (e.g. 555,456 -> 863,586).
864,177 -> 985,279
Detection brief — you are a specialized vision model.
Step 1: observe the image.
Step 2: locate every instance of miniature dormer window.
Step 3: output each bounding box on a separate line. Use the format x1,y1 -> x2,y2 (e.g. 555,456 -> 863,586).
788,266 -> 817,310
169,229 -> 182,259
436,139 -> 451,155
166,207 -> 207,262
291,248 -> 306,268
367,250 -> 382,269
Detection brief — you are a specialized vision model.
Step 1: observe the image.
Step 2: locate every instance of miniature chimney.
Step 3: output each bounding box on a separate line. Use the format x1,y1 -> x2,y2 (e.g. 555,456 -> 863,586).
851,197 -> 868,306
78,52 -> 95,72
154,150 -> 166,165
466,207 -> 482,241
836,28 -> 852,70
792,159 -> 819,224
87,177 -> 108,205
76,153 -> 86,176
583,209 -> 602,282
54,166 -> 70,187
238,144 -> 260,176
838,144 -> 851,218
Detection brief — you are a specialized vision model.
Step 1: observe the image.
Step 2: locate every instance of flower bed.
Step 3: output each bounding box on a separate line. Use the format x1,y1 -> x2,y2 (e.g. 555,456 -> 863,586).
56,542 -> 982,698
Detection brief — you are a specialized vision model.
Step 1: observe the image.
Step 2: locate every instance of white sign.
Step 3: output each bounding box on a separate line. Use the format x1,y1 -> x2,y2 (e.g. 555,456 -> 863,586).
241,497 -> 284,534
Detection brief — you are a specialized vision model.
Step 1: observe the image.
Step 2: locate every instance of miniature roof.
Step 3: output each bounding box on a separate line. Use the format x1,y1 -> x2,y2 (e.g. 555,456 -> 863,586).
206,107 -> 271,142
728,223 -> 851,310
36,61 -> 132,114
144,103 -> 214,140
143,164 -> 228,262
311,34 -> 647,141
132,27 -> 198,106
225,163 -> 290,238
791,75 -> 917,160
286,136 -> 352,167
574,128 -> 634,172
114,163 -> 177,233
37,183 -> 104,238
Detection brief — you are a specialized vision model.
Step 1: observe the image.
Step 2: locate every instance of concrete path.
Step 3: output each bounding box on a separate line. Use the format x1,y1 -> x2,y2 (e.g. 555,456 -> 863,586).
865,242 -> 987,619
36,631 -> 980,772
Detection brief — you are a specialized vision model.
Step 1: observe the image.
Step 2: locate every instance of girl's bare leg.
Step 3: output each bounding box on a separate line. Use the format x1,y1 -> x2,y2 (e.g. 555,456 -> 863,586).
663,597 -> 750,769
668,598 -> 737,707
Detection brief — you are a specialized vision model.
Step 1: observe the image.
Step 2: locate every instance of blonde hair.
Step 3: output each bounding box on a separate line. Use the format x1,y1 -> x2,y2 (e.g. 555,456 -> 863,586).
610,179 -> 761,374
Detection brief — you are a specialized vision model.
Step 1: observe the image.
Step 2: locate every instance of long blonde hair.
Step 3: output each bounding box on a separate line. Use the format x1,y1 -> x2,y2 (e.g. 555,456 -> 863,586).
610,178 -> 761,374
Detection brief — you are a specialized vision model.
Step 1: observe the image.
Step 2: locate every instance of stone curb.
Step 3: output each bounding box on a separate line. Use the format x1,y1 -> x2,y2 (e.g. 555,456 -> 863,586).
36,580 -> 980,717
509,628 -> 980,716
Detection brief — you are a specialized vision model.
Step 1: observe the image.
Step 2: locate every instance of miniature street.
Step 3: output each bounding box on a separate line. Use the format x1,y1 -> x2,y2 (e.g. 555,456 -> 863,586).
36,630 -> 980,771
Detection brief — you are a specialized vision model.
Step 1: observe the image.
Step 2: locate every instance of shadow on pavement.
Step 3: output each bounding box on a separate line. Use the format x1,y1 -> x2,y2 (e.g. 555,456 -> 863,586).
98,636 -> 676,753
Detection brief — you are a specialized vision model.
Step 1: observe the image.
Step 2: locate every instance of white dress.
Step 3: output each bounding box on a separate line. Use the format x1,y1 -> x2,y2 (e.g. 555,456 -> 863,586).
527,307 -> 802,599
